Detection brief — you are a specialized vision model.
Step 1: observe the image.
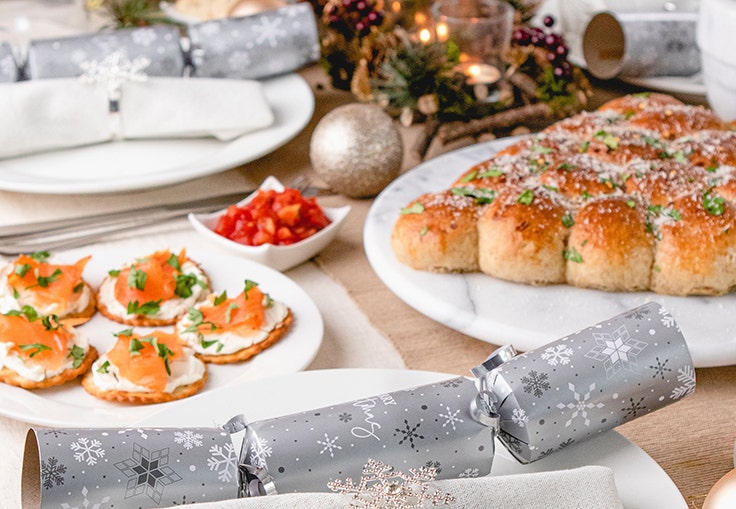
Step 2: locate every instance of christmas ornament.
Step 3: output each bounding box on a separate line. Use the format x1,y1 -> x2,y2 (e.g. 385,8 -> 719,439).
704,469 -> 736,509
310,104 -> 403,198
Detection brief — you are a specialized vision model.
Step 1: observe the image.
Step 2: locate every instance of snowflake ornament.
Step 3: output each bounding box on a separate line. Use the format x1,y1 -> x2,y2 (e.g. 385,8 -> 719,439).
208,443 -> 238,482
41,456 -> 66,489
174,430 -> 203,450
79,50 -> 150,101
671,366 -> 696,400
70,437 -> 105,466
541,344 -> 573,366
327,458 -> 455,509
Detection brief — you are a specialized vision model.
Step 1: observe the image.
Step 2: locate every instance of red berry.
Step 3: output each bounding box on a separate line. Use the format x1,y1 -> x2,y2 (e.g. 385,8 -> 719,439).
543,15 -> 555,27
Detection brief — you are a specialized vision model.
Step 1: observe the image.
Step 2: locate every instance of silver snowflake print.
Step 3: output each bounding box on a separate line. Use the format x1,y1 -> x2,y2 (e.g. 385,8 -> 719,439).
556,382 -> 605,427
43,429 -> 68,438
441,379 -> 462,388
671,366 -> 696,400
511,408 -> 529,428
208,443 -> 238,482
114,443 -> 182,505
79,50 -> 150,101
173,430 -> 203,450
60,487 -> 110,509
499,430 -> 524,455
252,16 -> 287,48
41,456 -> 66,489
248,437 -> 273,469
520,370 -> 551,398
625,307 -> 651,320
585,325 -> 648,378
458,468 -> 480,478
339,412 -> 353,422
130,27 -> 158,47
541,344 -> 574,366
394,420 -> 425,450
227,50 -> 251,71
621,396 -> 647,419
327,458 -> 455,509
424,461 -> 442,474
438,405 -> 464,431
537,448 -> 555,459
557,438 -> 575,450
649,357 -> 672,380
70,437 -> 105,466
198,23 -> 221,38
659,307 -> 678,328
317,433 -> 343,458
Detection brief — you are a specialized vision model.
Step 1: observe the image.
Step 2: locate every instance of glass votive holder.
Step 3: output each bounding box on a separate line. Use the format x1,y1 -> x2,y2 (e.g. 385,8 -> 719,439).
432,0 -> 514,86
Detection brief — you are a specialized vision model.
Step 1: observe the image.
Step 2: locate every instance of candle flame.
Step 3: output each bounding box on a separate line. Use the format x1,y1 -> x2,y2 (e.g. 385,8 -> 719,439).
419,28 -> 431,44
415,12 -> 427,25
468,64 -> 481,77
391,1 -> 401,12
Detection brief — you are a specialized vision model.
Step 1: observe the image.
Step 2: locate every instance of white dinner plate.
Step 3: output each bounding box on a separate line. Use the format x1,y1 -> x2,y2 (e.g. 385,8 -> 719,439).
138,368 -> 687,509
0,243 -> 323,426
364,138 -> 736,368
0,73 -> 314,194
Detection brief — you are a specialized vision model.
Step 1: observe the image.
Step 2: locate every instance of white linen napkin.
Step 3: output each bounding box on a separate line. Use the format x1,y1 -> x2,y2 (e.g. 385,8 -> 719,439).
162,466 -> 624,509
0,77 -> 275,160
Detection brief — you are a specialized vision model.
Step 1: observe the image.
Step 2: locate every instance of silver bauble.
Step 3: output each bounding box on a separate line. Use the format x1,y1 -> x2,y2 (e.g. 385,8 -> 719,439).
310,103 -> 403,198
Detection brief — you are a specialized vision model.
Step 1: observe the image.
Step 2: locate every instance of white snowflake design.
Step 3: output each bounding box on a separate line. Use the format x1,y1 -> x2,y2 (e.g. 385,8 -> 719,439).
317,433 -> 343,458
438,406 -> 464,431
227,50 -> 252,71
0,55 -> 15,78
60,487 -> 110,509
207,443 -> 238,483
70,437 -> 105,466
458,468 -> 480,478
252,17 -> 287,48
658,306 -> 678,329
79,50 -> 150,101
173,430 -> 203,450
541,344 -> 574,366
556,382 -> 605,427
511,408 -> 529,428
248,437 -> 273,468
585,325 -> 648,378
198,23 -> 222,38
131,27 -> 158,47
670,365 -> 696,400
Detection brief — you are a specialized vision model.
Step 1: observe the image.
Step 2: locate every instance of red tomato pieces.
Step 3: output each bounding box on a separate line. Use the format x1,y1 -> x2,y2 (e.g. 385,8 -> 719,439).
214,188 -> 331,246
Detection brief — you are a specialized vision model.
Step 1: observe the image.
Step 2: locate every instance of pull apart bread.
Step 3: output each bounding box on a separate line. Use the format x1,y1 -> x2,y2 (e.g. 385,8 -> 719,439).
392,93 -> 736,296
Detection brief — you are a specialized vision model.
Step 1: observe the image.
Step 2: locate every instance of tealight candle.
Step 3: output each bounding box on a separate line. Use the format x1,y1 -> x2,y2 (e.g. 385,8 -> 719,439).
463,62 -> 501,85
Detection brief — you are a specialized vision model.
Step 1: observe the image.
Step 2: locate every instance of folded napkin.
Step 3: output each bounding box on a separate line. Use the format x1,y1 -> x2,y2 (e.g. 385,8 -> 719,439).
0,77 -> 274,159
161,466 -> 624,509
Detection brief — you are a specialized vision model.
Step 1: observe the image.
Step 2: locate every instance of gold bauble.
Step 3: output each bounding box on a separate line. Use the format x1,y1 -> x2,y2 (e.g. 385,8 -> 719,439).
309,104 -> 403,198
704,469 -> 736,509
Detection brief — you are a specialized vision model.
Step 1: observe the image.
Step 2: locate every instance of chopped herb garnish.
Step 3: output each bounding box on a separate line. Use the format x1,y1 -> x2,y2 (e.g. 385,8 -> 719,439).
12,287 -> 19,299
561,213 -> 574,228
626,199 -> 636,208
672,151 -> 688,163
706,164 -> 720,173
643,135 -> 663,147
632,92 -> 652,98
581,239 -> 588,247
704,191 -> 725,216
29,251 -> 50,262
557,163 -> 575,171
96,360 -> 110,373
653,265 -> 662,272
400,202 -> 425,215
213,291 -> 228,306
419,226 -> 429,236
108,269 -> 121,277
517,189 -> 534,205
167,253 -> 182,271
594,130 -> 619,150
40,315 -> 63,331
114,328 -> 134,337
563,247 -> 583,263
460,170 -> 478,182
5,305 -> 39,321
127,268 -> 147,291
530,145 -> 553,154
14,263 -> 31,277
580,141 -> 590,153
478,168 -> 504,178
19,343 -> 51,358
581,190 -> 592,201
450,186 -> 496,204
264,293 -> 274,308
128,338 -> 144,356
27,268 -> 62,289
225,302 -> 239,324
243,280 -> 258,299
175,273 -> 199,298
542,184 -> 559,192
127,300 -> 161,316
200,338 -> 220,350
73,282 -> 84,293
155,342 -> 174,375
68,345 -> 85,369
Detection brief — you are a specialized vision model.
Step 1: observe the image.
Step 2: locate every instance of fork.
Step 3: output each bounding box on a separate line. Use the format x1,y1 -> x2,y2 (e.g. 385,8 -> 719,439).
0,175 -> 324,255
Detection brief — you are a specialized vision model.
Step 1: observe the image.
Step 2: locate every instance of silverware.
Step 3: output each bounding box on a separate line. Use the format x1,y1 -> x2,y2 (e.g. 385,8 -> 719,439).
0,178 -> 328,255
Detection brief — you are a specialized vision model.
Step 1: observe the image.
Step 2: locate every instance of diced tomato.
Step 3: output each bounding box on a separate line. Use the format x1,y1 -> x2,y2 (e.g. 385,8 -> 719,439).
214,187 -> 331,246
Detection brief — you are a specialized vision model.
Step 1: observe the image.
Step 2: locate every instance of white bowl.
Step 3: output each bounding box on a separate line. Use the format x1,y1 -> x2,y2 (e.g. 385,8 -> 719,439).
697,0 -> 736,120
188,176 -> 351,271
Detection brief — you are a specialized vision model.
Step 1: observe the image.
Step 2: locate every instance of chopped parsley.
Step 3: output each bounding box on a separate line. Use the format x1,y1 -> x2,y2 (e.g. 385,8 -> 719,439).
167,253 -> 182,271
243,280 -> 258,299
29,251 -> 50,262
114,328 -> 134,337
5,305 -> 39,321
27,268 -> 62,289
40,315 -> 63,331
68,345 -> 85,369
175,273 -> 199,298
460,170 -> 477,182
563,247 -> 583,263
108,269 -> 121,277
450,186 -> 496,204
73,282 -> 84,293
419,226 -> 429,236
127,268 -> 147,291
19,343 -> 51,358
626,199 -> 637,208
213,291 -> 228,306
400,202 -> 425,215
96,360 -> 110,374
594,130 -> 619,150
580,141 -> 590,153
704,191 -> 725,216
561,213 -> 574,228
127,300 -> 161,316
530,144 -> 554,154
517,189 -> 534,205
14,263 -> 31,277
225,303 -> 239,324
478,168 -> 504,178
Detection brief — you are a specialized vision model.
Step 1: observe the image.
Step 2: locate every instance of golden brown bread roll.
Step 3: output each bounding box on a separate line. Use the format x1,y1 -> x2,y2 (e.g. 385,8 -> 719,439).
390,92 -> 736,296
